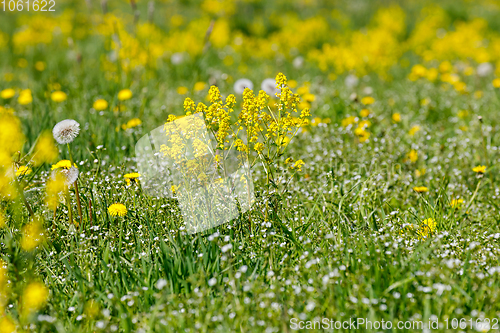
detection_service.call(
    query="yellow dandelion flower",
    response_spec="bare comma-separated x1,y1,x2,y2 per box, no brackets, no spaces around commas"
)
16,166,32,177
124,172,140,186
450,199,464,208
51,160,74,170
35,61,46,71
177,86,189,95
93,99,108,111
194,82,206,92
18,89,32,105
413,186,428,193
392,113,401,123
0,317,16,333
361,96,375,105
472,165,486,174
0,88,15,99
492,78,500,88
408,149,418,163
419,218,436,238
409,125,421,136
108,203,127,217
51,91,67,102
118,89,133,101
359,109,370,118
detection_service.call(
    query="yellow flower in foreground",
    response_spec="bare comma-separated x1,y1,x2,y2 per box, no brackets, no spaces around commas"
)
108,203,127,217
0,317,16,333
21,218,45,251
16,166,32,177
118,89,133,101
51,91,67,102
341,116,357,127
35,61,46,71
493,78,500,88
18,89,32,105
392,113,401,123
32,131,59,166
472,165,486,174
22,282,49,314
124,172,140,186
292,160,305,171
45,172,68,211
361,96,375,105
0,211,5,228
413,186,428,193
450,198,464,208
51,160,74,170
0,88,15,99
93,99,108,111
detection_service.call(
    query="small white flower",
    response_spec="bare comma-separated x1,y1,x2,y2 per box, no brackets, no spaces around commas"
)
477,62,493,77
293,56,304,69
261,78,278,97
171,52,184,65
53,119,80,144
345,74,359,88
234,78,253,94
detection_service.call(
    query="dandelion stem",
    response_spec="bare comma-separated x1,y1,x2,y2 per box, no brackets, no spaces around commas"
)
65,190,73,225
74,181,83,227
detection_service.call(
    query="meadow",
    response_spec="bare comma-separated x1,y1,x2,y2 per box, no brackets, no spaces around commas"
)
1,0,500,332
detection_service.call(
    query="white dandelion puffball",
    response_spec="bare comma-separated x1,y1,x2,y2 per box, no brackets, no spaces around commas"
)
51,166,79,185
53,119,80,144
233,78,254,94
62,167,79,185
477,62,493,77
345,74,359,89
261,78,279,96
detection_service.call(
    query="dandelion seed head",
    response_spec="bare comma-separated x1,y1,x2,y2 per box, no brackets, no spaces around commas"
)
53,119,80,144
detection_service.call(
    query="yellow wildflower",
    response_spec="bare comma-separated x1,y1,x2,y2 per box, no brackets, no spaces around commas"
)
32,131,59,166
21,217,45,251
16,166,32,177
472,165,486,174
361,96,375,105
108,203,127,217
118,89,133,101
177,86,189,95
392,113,401,122
194,82,206,92
492,78,500,88
359,109,370,118
93,99,108,111
51,91,67,102
409,125,421,136
124,172,140,186
450,199,464,208
18,89,32,105
51,160,74,170
413,186,428,193
408,149,418,163
21,282,49,314
0,88,15,99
